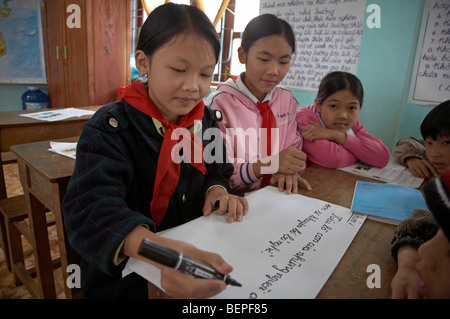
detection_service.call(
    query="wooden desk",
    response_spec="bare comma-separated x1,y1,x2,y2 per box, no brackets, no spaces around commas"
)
298,165,398,298
0,106,100,198
8,133,407,299
10,137,80,299
0,106,99,278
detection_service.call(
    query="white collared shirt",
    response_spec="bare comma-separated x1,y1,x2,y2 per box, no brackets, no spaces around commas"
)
235,73,275,105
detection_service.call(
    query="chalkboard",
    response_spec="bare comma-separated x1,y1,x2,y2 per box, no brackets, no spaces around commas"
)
260,0,367,92
409,0,450,105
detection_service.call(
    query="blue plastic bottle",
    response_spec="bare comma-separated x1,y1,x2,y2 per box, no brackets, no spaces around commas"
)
21,87,50,110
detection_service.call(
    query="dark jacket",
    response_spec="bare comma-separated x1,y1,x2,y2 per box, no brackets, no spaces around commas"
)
62,101,233,298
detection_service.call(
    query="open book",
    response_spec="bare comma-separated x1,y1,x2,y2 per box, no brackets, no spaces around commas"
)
351,180,428,225
338,158,424,188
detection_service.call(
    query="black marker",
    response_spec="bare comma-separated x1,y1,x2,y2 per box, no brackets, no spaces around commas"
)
138,238,242,287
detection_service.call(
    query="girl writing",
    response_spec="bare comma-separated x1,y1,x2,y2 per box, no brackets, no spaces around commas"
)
297,71,390,168
62,3,247,299
205,14,311,196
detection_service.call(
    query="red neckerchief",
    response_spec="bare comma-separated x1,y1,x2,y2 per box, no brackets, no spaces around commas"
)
123,80,206,228
256,101,277,187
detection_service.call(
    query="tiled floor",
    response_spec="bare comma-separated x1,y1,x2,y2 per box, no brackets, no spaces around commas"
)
0,163,65,299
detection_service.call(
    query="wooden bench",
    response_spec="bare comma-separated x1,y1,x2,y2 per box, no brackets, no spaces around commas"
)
0,152,21,271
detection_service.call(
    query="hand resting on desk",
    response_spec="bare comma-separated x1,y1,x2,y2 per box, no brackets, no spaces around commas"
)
203,185,249,223
270,172,312,194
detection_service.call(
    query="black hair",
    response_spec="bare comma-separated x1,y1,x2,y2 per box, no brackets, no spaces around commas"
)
420,100,450,140
316,71,364,108
136,3,220,63
241,14,296,54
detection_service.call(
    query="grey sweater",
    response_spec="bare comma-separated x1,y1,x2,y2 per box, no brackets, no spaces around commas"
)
391,208,439,262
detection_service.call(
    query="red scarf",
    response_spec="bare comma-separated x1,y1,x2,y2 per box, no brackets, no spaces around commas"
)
256,101,277,187
123,80,206,228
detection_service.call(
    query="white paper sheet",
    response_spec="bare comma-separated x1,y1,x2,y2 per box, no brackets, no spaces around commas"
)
123,187,366,299
48,141,77,159
20,107,95,122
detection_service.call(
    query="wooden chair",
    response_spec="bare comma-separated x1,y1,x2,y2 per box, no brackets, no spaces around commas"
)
0,194,64,298
0,155,64,298
0,195,27,277
0,152,25,272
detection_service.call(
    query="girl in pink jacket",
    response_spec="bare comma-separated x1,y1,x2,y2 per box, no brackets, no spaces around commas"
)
297,71,390,168
205,14,311,196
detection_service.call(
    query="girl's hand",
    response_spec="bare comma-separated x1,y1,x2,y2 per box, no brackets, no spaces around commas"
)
391,246,422,299
405,157,438,179
203,186,249,223
301,121,347,145
160,240,233,299
270,172,312,194
122,226,233,299
253,148,306,178
301,121,328,141
276,147,307,175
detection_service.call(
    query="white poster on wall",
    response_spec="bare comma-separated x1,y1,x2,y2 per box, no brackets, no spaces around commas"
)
260,0,367,91
409,0,450,106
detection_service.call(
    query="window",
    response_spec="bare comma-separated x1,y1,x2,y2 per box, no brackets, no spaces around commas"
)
221,0,259,81
132,0,259,83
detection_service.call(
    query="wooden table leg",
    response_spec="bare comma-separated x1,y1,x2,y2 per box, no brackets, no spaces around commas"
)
51,181,81,299
0,153,7,199
26,192,57,299
15,160,57,299
0,153,10,270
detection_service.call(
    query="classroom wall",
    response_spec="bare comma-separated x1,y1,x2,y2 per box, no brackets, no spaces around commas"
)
0,84,49,111
291,0,430,152
1,0,431,153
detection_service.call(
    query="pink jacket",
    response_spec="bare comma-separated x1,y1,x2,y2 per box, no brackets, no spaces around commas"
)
297,104,390,168
205,77,302,195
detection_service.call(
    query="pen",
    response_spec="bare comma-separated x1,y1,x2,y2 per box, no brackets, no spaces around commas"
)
138,238,242,287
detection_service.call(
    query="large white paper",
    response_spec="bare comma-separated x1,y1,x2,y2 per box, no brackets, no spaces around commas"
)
124,187,366,299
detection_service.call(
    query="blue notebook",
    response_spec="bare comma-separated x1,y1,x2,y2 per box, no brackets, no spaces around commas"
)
351,181,428,225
